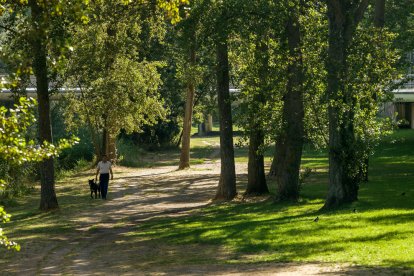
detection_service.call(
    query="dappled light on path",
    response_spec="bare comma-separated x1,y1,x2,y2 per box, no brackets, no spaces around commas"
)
2,160,414,275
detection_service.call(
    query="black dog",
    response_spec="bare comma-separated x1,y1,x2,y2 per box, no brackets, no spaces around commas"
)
88,179,101,199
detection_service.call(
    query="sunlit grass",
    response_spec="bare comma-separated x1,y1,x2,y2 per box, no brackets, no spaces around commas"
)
122,129,414,268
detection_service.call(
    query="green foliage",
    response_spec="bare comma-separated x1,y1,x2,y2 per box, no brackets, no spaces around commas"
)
0,97,77,251
56,131,94,171
0,98,78,164
336,26,399,182
229,1,284,147
231,2,328,150
158,0,190,24
384,0,414,68
61,1,175,156
0,202,19,251
0,158,37,199
51,102,94,171
301,5,328,148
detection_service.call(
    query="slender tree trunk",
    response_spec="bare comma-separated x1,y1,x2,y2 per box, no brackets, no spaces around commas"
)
30,0,58,211
324,0,370,209
179,81,195,164
245,40,269,195
179,32,196,170
79,85,101,160
108,133,117,161
214,17,236,200
374,0,385,28
102,126,108,156
274,7,305,201
99,23,116,160
91,128,101,164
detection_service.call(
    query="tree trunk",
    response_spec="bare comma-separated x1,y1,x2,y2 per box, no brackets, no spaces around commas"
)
245,40,269,195
102,126,108,156
274,7,305,201
30,0,58,211
205,114,213,133
268,150,278,177
324,0,370,209
78,84,101,160
178,33,196,170
246,128,268,195
374,0,385,28
214,19,236,200
108,133,117,162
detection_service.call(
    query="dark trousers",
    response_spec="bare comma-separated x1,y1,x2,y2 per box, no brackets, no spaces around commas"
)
99,173,109,199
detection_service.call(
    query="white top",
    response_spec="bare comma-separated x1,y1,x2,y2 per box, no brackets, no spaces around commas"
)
97,161,112,174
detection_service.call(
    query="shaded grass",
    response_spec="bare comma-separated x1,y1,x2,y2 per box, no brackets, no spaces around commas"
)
121,129,414,268
0,171,99,249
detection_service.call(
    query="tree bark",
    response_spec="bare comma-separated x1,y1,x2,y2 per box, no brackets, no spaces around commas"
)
374,0,385,28
205,114,213,133
101,127,106,156
246,128,268,195
324,0,370,209
268,150,278,177
214,16,236,200
79,84,101,160
245,40,269,195
30,0,58,211
108,132,117,161
178,32,196,170
274,7,305,201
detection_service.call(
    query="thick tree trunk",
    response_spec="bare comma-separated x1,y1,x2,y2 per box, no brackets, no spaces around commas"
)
324,0,369,209
246,128,268,195
178,34,196,170
274,8,305,201
214,24,236,200
325,6,355,208
245,41,269,195
30,1,58,211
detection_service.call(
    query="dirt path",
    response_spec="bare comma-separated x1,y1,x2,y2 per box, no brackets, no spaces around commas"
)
1,163,405,275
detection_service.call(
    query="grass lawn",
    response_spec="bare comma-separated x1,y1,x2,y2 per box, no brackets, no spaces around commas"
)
2,130,414,272
124,129,414,268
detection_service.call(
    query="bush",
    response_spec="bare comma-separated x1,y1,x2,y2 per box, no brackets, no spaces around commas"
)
0,159,36,199
118,117,181,151
51,102,95,171
116,139,147,167
56,131,94,171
